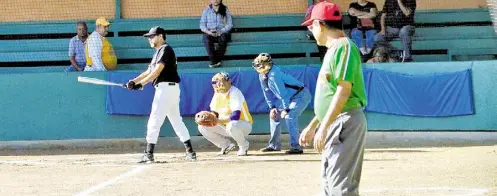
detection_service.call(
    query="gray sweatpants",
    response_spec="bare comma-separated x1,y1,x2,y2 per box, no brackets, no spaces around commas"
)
321,108,367,196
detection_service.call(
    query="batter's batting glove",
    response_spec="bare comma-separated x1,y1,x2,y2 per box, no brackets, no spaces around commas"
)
125,81,136,90
132,83,143,90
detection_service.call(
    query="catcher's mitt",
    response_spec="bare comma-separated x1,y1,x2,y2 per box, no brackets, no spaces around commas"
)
195,111,218,127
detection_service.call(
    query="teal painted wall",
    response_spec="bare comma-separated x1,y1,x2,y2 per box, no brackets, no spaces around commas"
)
0,60,496,141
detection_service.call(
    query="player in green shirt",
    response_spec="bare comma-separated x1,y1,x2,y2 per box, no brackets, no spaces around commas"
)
300,2,368,196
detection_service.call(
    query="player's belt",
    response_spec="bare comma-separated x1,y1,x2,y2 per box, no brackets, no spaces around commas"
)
289,86,305,100
154,82,177,87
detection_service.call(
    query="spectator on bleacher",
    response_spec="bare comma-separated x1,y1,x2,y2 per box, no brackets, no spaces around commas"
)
84,17,117,71
66,21,88,72
253,53,311,154
348,0,378,55
366,46,396,63
200,0,233,68
374,0,416,62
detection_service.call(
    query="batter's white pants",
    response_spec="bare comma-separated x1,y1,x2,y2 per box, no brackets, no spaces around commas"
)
198,121,252,149
146,82,191,144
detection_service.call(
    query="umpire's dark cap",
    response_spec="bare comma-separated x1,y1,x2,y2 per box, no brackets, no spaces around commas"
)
143,26,166,37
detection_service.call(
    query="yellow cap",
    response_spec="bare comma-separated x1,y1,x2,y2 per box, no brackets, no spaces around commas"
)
96,17,110,26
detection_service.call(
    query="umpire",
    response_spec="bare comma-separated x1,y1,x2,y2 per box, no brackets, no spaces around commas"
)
126,26,196,163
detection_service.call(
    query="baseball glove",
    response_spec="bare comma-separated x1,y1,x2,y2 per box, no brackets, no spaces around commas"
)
195,111,218,127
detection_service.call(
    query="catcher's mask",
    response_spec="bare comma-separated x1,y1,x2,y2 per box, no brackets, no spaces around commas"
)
252,53,273,75
211,72,232,93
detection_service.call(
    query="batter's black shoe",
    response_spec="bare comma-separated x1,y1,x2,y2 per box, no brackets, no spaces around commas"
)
138,153,154,163
186,151,197,161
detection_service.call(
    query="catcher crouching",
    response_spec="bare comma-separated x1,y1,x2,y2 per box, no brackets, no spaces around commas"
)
196,72,253,156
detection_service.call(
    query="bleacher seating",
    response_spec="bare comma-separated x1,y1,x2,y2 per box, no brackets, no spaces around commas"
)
0,8,495,70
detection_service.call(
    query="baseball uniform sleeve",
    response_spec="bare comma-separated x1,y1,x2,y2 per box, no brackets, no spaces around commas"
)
259,75,277,109
228,88,244,120
157,46,175,67
229,88,244,112
269,72,291,110
334,42,361,84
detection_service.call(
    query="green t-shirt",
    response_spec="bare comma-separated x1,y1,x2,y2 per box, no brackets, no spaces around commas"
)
314,37,367,122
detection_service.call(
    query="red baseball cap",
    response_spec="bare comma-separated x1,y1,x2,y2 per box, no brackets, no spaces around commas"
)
301,2,342,26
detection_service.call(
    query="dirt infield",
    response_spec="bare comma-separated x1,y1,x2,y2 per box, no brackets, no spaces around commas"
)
0,145,495,196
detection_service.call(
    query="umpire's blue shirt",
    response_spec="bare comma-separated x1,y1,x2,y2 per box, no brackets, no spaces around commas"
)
258,66,305,111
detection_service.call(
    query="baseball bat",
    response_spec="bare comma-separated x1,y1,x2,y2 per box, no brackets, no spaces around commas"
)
77,76,126,88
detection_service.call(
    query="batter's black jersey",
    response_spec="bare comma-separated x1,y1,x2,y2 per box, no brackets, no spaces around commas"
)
149,44,181,85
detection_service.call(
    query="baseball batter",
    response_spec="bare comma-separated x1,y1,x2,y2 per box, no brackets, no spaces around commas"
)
300,2,368,196
126,26,196,163
197,72,253,156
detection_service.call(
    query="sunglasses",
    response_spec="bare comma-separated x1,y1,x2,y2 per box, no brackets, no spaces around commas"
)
147,35,157,39
211,81,218,85
252,62,263,68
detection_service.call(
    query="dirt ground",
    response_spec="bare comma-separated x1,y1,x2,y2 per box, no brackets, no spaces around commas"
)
0,145,496,196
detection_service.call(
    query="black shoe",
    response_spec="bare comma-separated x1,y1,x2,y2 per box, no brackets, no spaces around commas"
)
260,146,281,152
285,148,304,154
186,151,197,160
138,153,154,163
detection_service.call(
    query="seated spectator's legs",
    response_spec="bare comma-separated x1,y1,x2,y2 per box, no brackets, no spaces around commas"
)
216,33,230,64
374,27,399,46
374,27,402,60
365,29,377,53
351,28,365,50
399,25,415,61
203,34,218,65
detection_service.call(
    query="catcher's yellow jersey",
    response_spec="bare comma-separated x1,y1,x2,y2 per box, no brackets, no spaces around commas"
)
210,86,253,125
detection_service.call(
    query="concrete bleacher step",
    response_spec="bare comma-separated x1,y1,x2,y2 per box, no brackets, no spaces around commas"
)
0,8,495,66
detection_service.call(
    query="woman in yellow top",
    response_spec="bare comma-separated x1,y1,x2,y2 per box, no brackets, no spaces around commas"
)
198,72,253,156
84,17,117,71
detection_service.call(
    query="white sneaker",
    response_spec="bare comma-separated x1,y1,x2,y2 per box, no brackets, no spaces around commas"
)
366,48,372,54
237,146,249,156
360,47,368,55
217,143,236,156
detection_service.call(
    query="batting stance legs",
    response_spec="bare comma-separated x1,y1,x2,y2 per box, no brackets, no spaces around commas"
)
198,121,252,155
142,83,196,162
147,83,190,143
